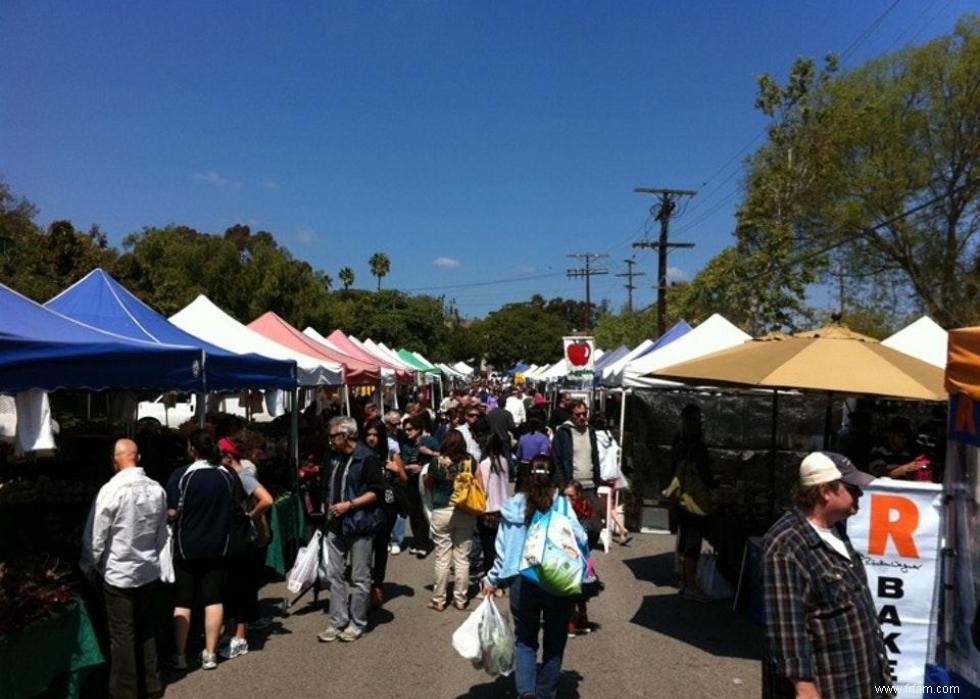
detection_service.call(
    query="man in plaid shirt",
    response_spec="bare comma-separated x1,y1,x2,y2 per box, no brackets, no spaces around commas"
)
764,452,891,698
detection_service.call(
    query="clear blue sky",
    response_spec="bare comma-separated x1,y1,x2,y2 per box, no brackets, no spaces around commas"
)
1,1,971,318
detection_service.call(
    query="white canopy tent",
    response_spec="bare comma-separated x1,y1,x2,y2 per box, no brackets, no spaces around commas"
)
881,316,948,368
358,337,416,373
624,313,751,388
452,361,475,376
305,330,397,382
600,339,655,387
170,295,343,385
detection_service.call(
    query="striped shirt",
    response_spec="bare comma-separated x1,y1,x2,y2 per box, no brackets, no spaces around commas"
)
763,508,891,698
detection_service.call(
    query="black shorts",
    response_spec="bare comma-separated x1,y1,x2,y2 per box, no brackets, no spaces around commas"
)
174,557,228,608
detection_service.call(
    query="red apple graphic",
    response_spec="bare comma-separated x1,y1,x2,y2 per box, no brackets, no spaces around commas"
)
567,341,591,366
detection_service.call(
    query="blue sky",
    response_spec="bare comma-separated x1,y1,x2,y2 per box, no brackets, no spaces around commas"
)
1,1,971,318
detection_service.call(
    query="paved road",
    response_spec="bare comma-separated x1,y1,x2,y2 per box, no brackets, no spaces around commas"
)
162,532,762,698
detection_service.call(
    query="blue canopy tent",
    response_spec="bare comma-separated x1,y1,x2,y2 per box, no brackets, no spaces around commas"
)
46,269,296,391
649,319,693,352
508,361,530,376
0,282,203,393
593,345,629,373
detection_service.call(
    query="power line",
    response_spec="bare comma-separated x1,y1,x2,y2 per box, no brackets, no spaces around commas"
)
402,270,565,292
615,258,646,312
566,253,609,330
631,188,697,337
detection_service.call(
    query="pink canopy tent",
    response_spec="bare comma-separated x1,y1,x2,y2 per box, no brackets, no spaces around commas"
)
248,312,381,385
326,329,412,383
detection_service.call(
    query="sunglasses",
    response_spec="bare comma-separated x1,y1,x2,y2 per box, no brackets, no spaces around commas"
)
328,432,344,439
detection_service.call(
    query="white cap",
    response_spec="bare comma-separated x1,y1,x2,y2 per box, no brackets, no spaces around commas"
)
799,451,875,488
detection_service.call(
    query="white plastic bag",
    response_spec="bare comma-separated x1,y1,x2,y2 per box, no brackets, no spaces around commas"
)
599,438,621,483
478,596,516,677
159,525,175,584
317,532,331,583
287,530,322,594
697,550,734,600
451,598,485,662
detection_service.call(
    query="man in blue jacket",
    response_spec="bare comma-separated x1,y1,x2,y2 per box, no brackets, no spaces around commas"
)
318,416,385,643
551,399,603,538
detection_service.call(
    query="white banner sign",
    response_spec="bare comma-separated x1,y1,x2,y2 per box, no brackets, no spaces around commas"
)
848,479,943,696
562,336,595,376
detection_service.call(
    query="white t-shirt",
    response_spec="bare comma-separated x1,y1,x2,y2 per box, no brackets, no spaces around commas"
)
807,520,851,560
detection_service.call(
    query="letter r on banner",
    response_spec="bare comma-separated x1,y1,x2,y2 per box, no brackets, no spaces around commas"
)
868,494,919,558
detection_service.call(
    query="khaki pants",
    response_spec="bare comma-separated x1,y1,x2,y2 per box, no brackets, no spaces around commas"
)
430,506,475,606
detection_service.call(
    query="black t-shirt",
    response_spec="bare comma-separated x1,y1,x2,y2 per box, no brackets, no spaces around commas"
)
166,461,234,560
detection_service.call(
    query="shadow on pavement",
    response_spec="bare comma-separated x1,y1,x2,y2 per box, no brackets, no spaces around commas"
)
629,594,761,661
455,670,582,698
382,581,415,601
622,551,678,588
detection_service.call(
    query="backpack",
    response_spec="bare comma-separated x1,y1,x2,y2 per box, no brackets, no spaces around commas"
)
519,498,585,597
661,458,713,516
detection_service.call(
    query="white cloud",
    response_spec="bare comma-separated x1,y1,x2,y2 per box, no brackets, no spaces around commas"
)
434,256,461,269
192,171,242,188
260,178,280,190
297,227,318,245
666,266,689,283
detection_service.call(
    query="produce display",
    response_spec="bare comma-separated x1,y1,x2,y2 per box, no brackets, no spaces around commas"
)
0,556,74,636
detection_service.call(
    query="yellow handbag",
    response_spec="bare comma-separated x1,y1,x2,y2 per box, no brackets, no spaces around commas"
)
450,459,486,515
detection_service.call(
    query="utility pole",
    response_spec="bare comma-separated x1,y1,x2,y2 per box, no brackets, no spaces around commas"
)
632,187,696,337
566,253,608,331
615,258,645,313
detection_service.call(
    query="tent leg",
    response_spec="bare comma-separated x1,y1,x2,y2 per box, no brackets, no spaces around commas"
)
343,385,351,416
823,391,834,449
769,390,778,520
290,388,300,475
196,392,206,428
618,389,628,446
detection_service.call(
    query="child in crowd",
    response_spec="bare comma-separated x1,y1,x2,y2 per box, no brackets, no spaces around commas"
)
564,480,594,637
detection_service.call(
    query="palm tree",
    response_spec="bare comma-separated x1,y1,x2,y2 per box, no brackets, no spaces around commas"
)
369,252,390,291
338,266,355,291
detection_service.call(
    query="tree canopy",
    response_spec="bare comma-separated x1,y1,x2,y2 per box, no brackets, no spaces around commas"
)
738,16,980,329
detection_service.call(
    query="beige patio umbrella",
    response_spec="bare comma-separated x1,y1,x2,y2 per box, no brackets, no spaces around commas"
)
651,323,945,401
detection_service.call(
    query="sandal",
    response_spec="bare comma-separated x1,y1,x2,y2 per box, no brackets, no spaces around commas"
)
427,600,446,612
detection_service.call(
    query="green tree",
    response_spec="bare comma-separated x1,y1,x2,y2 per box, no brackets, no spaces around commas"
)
476,303,567,368
338,266,355,291
369,252,391,291
594,306,659,348
0,183,117,301
746,16,980,327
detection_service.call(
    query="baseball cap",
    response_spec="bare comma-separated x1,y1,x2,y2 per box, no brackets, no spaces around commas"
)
799,451,874,488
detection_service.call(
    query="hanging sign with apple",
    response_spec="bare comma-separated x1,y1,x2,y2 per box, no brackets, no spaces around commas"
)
563,336,595,375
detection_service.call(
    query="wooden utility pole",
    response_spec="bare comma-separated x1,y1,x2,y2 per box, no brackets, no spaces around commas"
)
615,258,645,313
566,253,608,330
632,187,696,337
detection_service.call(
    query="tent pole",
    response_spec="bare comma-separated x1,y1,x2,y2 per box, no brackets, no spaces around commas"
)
290,387,300,489
823,391,834,449
618,388,628,446
196,392,206,428
343,385,351,416
769,390,778,520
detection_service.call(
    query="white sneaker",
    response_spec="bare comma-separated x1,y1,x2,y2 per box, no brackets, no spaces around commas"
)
200,650,217,670
389,543,401,555
218,637,248,660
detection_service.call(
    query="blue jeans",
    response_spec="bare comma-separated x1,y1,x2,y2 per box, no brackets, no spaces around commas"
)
509,577,573,699
391,514,406,546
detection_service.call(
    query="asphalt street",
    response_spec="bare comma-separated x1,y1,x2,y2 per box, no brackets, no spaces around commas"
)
162,532,762,698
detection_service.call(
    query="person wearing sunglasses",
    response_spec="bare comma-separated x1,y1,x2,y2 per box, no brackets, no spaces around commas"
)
317,416,385,644
551,399,603,541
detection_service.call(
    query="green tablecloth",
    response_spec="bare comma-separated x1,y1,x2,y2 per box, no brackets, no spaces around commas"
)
265,494,306,576
0,597,105,699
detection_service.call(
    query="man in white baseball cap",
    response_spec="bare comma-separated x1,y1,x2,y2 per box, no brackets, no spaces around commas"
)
762,452,889,698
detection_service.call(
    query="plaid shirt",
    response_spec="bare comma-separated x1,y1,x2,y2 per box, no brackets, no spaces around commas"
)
763,508,891,698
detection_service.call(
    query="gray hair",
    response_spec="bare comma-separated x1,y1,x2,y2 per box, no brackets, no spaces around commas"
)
384,410,402,423
328,415,359,440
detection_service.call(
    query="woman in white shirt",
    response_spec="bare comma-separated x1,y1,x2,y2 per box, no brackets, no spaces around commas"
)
476,433,511,591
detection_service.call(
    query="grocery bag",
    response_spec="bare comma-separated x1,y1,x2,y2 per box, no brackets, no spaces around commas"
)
287,530,322,594
451,598,485,662
519,509,584,597
478,597,516,677
159,525,175,584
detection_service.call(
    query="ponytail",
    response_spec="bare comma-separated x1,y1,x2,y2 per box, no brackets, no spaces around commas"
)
524,454,557,524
